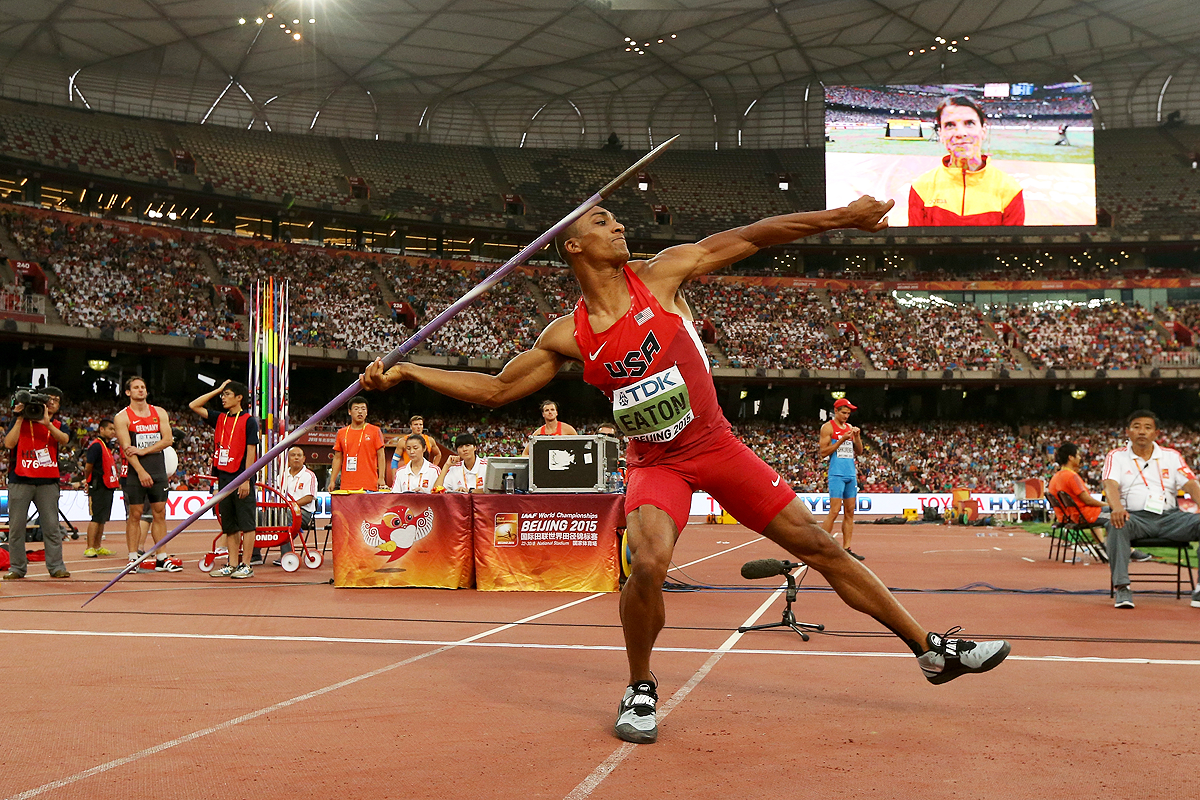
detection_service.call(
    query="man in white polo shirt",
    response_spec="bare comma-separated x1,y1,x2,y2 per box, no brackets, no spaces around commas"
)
435,433,488,493
1101,409,1200,610
260,446,319,567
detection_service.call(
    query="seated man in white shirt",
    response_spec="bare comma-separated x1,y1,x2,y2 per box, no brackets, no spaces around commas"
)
1101,409,1200,610
435,433,488,493
391,433,439,493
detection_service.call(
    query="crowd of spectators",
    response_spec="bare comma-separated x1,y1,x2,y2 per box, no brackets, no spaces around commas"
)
688,283,857,370
994,301,1172,370
834,289,1017,371
205,241,408,352
384,258,542,360
3,209,240,339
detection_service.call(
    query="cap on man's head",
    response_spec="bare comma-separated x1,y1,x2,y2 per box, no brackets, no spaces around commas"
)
833,398,857,411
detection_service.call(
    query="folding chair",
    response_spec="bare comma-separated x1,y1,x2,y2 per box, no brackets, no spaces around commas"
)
1043,493,1072,561
1114,539,1197,599
1055,491,1107,564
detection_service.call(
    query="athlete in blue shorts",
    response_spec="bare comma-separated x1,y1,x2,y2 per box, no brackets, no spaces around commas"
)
820,397,864,560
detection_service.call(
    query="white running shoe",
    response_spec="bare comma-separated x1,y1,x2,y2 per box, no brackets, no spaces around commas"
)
155,556,184,573
230,563,254,579
614,680,659,744
917,627,1011,685
210,564,235,577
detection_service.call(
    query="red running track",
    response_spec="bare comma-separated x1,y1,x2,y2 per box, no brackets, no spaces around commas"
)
1,519,1198,800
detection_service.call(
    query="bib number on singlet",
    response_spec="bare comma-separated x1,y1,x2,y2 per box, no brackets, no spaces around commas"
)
612,365,694,443
835,438,855,459
135,431,161,449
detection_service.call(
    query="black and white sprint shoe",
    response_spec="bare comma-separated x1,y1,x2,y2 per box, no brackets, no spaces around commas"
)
614,680,659,744
917,627,1011,685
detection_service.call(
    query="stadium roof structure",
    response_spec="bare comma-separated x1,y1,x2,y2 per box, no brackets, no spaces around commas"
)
0,0,1196,150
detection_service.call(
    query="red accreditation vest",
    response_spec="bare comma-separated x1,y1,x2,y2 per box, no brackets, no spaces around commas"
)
573,265,729,468
90,437,120,488
14,420,61,479
213,412,251,473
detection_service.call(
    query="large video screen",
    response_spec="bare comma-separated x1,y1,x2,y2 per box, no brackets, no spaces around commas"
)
825,83,1096,227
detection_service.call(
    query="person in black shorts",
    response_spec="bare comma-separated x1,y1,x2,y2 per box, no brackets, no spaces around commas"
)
83,419,119,557
114,377,182,572
189,379,259,579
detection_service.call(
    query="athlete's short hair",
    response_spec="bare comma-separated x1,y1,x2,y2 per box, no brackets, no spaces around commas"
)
1055,442,1079,465
540,399,558,412
409,415,424,424
124,376,146,391
1126,409,1158,428
935,95,986,129
347,395,368,412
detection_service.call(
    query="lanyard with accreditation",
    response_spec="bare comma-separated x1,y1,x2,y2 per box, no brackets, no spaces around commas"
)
1133,454,1167,515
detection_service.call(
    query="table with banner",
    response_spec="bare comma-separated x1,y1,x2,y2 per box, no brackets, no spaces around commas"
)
330,492,625,592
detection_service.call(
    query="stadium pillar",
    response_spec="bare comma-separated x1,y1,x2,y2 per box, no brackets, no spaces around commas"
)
311,220,323,245
436,231,445,257
270,215,280,242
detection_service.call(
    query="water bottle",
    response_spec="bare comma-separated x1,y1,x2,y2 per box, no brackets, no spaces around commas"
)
607,471,619,493
504,472,515,494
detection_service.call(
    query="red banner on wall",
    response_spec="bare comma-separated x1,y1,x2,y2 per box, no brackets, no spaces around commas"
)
472,494,624,592
332,493,473,588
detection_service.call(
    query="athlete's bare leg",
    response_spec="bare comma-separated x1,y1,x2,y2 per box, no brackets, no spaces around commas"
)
620,505,679,683
125,503,144,555
821,497,843,538
842,505,855,551
763,498,926,652
149,502,167,546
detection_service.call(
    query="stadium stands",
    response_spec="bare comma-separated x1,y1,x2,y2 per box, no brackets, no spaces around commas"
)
993,301,1171,370
833,288,1018,371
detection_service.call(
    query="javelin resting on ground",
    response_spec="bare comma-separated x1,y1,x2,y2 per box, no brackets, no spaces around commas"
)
361,194,1012,744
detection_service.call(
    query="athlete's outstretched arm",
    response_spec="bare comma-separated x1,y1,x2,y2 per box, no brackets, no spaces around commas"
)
642,196,894,286
361,319,576,408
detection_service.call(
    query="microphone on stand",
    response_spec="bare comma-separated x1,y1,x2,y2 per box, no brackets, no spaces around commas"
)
737,557,823,640
740,558,804,579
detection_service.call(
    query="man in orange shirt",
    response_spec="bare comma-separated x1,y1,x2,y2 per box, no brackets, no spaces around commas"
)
330,395,387,492
1049,442,1151,562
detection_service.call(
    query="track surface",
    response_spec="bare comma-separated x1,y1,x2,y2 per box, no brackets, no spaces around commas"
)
2,520,1197,800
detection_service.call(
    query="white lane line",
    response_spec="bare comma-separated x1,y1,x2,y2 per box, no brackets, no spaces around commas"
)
1,594,604,800
4,628,1198,667
1022,557,1036,563
670,538,763,571
563,587,785,800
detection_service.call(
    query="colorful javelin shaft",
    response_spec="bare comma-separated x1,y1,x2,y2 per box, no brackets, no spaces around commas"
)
83,134,680,606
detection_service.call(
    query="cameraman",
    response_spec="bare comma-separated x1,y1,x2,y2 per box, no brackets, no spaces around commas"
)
3,386,70,579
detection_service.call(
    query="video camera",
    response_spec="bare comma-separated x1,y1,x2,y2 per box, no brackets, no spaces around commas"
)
10,387,52,420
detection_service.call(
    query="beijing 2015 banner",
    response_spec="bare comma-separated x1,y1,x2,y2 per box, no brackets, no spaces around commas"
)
472,494,624,592
331,493,473,589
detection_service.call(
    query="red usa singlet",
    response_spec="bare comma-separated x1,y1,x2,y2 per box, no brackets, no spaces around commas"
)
573,265,730,467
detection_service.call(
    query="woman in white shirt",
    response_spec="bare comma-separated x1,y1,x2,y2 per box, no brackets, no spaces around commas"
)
391,434,440,493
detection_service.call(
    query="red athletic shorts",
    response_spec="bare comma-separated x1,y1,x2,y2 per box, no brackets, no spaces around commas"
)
625,429,796,533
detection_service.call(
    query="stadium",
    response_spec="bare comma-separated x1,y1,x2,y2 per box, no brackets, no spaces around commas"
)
2,1,1200,797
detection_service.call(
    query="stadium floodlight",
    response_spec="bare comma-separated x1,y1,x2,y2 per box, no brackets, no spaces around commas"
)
238,18,246,24
309,18,315,23
87,359,109,372
255,17,263,24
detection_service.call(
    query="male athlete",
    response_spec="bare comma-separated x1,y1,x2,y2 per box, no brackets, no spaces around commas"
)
522,399,578,455
114,377,182,572
362,196,1011,744
819,397,864,560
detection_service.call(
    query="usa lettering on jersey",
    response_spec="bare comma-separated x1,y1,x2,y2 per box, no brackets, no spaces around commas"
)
603,331,661,380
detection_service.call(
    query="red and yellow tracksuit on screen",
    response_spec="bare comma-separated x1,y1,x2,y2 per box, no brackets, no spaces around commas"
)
908,155,1025,226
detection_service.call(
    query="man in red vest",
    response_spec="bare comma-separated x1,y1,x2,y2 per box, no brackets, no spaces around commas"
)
3,386,70,579
83,418,120,558
190,379,260,578
522,399,578,455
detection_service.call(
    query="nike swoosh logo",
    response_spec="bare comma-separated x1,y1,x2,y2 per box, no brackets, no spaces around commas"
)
589,342,607,361
772,475,781,487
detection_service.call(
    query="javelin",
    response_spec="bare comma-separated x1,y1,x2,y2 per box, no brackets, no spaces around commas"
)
83,134,680,606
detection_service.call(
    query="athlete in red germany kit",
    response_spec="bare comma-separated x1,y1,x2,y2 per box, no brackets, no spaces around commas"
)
362,196,1011,746
574,264,794,533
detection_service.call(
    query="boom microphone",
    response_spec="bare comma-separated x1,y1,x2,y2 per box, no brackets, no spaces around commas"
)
740,558,803,579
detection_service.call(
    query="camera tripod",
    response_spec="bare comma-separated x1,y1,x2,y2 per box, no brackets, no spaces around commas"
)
737,564,824,641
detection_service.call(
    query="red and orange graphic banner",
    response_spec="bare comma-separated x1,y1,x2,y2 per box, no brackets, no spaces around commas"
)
331,493,473,588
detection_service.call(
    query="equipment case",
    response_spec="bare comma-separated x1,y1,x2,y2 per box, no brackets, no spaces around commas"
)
528,435,621,493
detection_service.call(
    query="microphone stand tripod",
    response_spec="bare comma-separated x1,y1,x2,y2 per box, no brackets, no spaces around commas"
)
737,565,824,641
